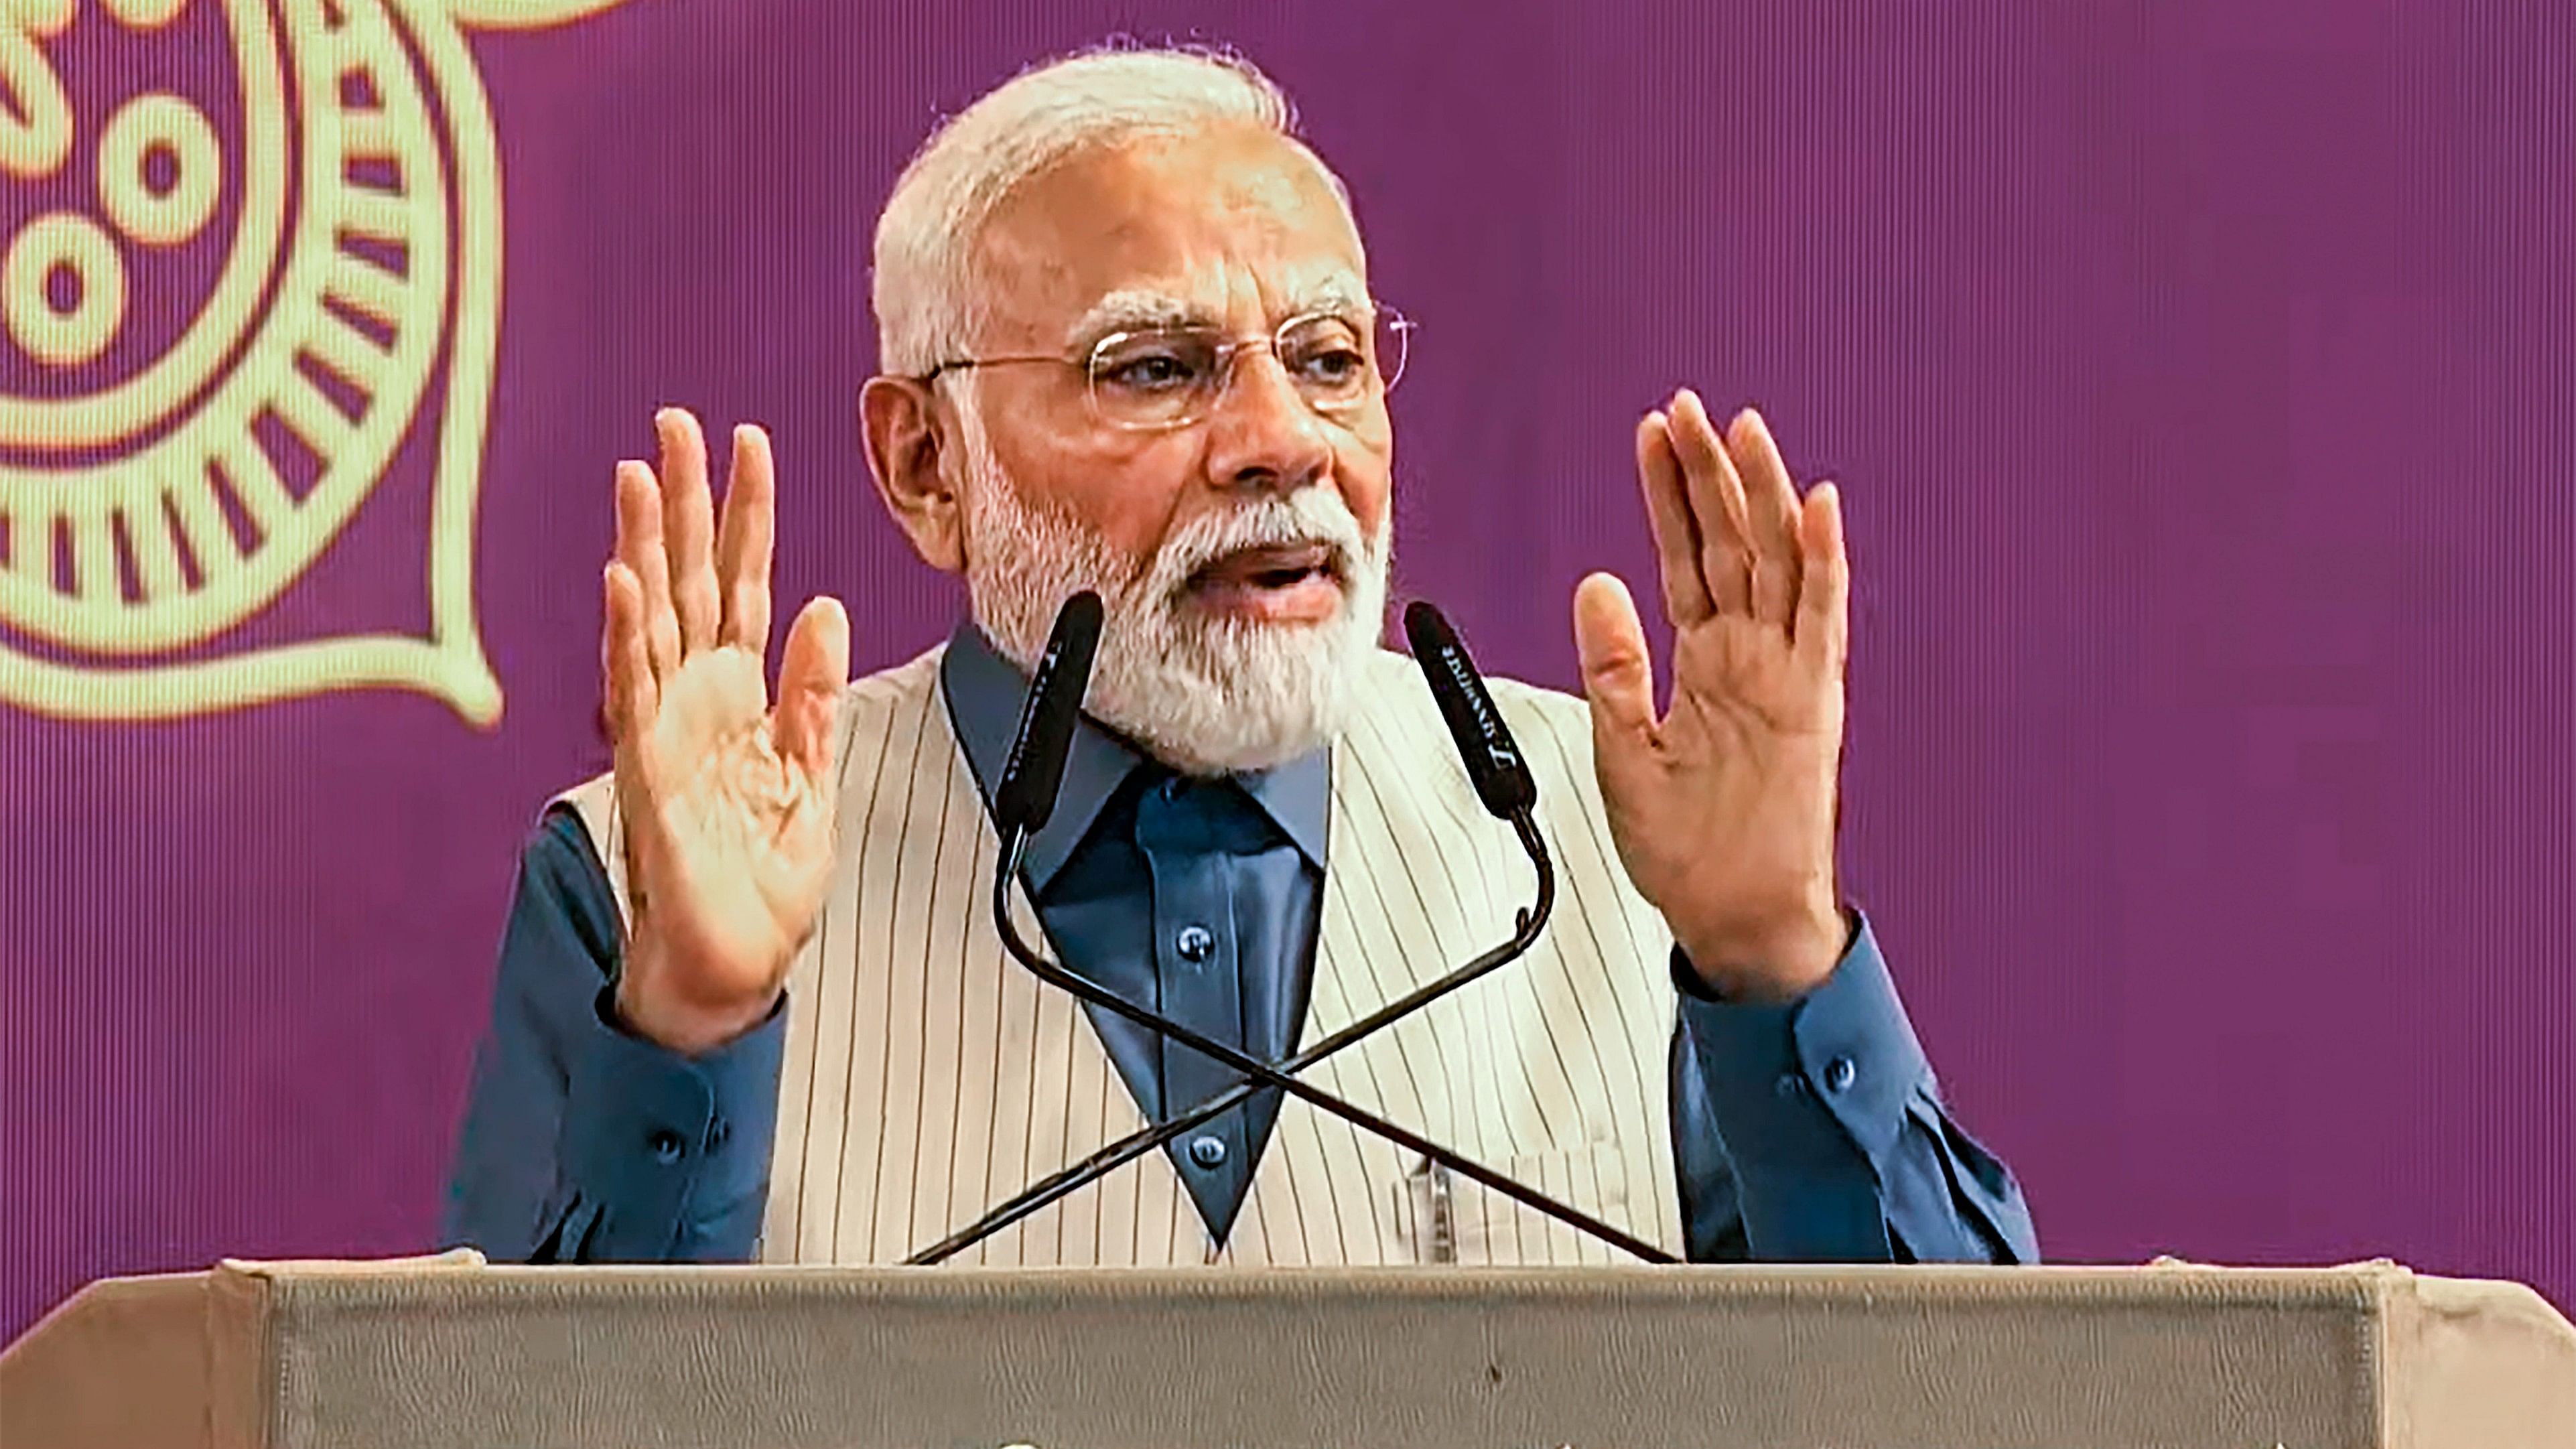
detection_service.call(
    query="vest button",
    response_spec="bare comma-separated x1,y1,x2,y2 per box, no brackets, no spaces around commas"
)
647,1129,685,1164
1187,1134,1228,1169
1175,924,1215,963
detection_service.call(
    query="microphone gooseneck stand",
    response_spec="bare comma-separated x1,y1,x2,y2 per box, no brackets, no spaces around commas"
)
911,811,1668,1265
906,596,1680,1266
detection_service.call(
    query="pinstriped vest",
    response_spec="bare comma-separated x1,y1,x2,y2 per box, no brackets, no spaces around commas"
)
560,643,1688,1265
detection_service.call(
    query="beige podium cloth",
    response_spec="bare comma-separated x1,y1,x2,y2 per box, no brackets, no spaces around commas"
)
5,1253,2571,1448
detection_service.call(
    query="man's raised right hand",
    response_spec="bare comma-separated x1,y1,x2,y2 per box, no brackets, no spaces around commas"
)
602,409,849,1054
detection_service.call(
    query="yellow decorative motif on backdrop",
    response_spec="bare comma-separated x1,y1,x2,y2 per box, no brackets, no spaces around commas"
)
0,0,631,726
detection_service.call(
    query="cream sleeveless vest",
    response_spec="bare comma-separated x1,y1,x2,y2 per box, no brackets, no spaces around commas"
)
560,644,1686,1266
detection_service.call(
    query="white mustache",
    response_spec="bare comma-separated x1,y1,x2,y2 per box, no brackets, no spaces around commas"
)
1149,488,1375,604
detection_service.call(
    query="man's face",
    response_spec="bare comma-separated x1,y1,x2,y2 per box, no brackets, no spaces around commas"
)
960,123,1394,617
942,123,1398,773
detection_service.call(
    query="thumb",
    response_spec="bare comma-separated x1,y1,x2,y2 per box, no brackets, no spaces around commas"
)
774,595,850,780
1573,572,1659,751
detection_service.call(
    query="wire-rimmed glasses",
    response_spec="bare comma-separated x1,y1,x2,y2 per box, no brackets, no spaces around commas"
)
922,305,1415,431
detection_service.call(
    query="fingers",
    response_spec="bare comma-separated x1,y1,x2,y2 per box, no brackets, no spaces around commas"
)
1663,390,1755,616
602,559,659,747
621,411,773,675
655,408,722,654
774,595,851,780
716,424,776,652
1572,571,1660,750
1635,412,1714,626
614,460,681,679
1795,482,1850,673
1725,409,1805,627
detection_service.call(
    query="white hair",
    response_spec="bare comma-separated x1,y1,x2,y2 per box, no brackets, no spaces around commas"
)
872,44,1336,378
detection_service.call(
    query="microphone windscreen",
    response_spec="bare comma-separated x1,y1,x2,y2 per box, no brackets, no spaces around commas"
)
1403,600,1537,819
996,590,1105,833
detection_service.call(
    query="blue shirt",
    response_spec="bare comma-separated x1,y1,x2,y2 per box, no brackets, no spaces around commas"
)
444,624,2038,1265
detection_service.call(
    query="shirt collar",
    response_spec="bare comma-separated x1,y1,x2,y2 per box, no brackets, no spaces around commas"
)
939,620,1330,892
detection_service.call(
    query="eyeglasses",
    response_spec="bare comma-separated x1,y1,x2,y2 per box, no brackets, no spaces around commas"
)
920,305,1415,431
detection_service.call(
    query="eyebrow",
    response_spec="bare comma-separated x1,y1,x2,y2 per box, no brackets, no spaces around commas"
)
1063,291,1212,348
1292,277,1372,322
1061,277,1375,351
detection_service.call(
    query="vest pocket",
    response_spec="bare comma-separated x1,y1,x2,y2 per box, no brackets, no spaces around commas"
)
1396,1142,1635,1265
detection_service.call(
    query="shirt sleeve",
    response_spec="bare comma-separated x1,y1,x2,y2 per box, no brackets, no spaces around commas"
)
1666,910,2039,1263
440,807,785,1263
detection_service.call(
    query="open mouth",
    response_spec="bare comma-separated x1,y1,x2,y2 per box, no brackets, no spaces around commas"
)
1184,541,1347,623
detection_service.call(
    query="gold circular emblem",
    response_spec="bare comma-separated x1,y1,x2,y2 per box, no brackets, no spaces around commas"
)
3,212,126,366
96,92,224,247
2,0,633,723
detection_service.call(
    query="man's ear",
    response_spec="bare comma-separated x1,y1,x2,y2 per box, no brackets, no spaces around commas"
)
860,374,965,574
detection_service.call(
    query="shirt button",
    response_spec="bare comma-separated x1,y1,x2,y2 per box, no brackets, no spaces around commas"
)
1773,1073,1807,1100
1176,924,1215,963
1187,1134,1228,1169
1824,1056,1858,1093
647,1129,685,1164
706,1118,732,1152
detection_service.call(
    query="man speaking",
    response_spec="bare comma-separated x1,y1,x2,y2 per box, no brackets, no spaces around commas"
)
444,45,2036,1267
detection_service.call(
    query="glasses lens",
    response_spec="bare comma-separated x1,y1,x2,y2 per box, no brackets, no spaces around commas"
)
1083,311,1412,429
1088,329,1223,428
1278,315,1374,408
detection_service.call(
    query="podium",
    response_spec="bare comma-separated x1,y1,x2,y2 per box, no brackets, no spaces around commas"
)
4,1254,2570,1448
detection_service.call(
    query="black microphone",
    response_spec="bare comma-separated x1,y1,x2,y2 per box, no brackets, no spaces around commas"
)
992,590,1103,835
1403,601,1536,819
912,597,1673,1267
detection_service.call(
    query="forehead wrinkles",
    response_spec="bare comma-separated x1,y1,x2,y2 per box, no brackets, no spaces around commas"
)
970,129,1367,346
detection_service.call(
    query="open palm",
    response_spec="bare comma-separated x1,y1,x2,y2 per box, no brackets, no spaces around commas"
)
603,411,849,1052
1574,391,1850,1000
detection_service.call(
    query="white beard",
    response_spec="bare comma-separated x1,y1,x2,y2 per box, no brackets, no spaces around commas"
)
955,411,1391,777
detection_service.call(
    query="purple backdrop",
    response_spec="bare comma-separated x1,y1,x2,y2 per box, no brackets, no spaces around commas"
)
5,0,2569,1341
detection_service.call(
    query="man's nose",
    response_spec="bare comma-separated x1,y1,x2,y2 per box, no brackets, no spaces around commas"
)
1200,347,1332,495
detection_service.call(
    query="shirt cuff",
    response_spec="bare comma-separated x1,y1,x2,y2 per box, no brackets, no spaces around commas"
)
556,987,785,1258
1672,909,1932,1170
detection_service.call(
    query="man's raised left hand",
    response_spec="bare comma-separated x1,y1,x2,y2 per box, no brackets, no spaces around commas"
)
1574,389,1852,1003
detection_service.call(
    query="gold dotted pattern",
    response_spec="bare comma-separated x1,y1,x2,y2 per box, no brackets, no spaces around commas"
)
98,93,224,247
1,213,126,366
0,0,636,726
